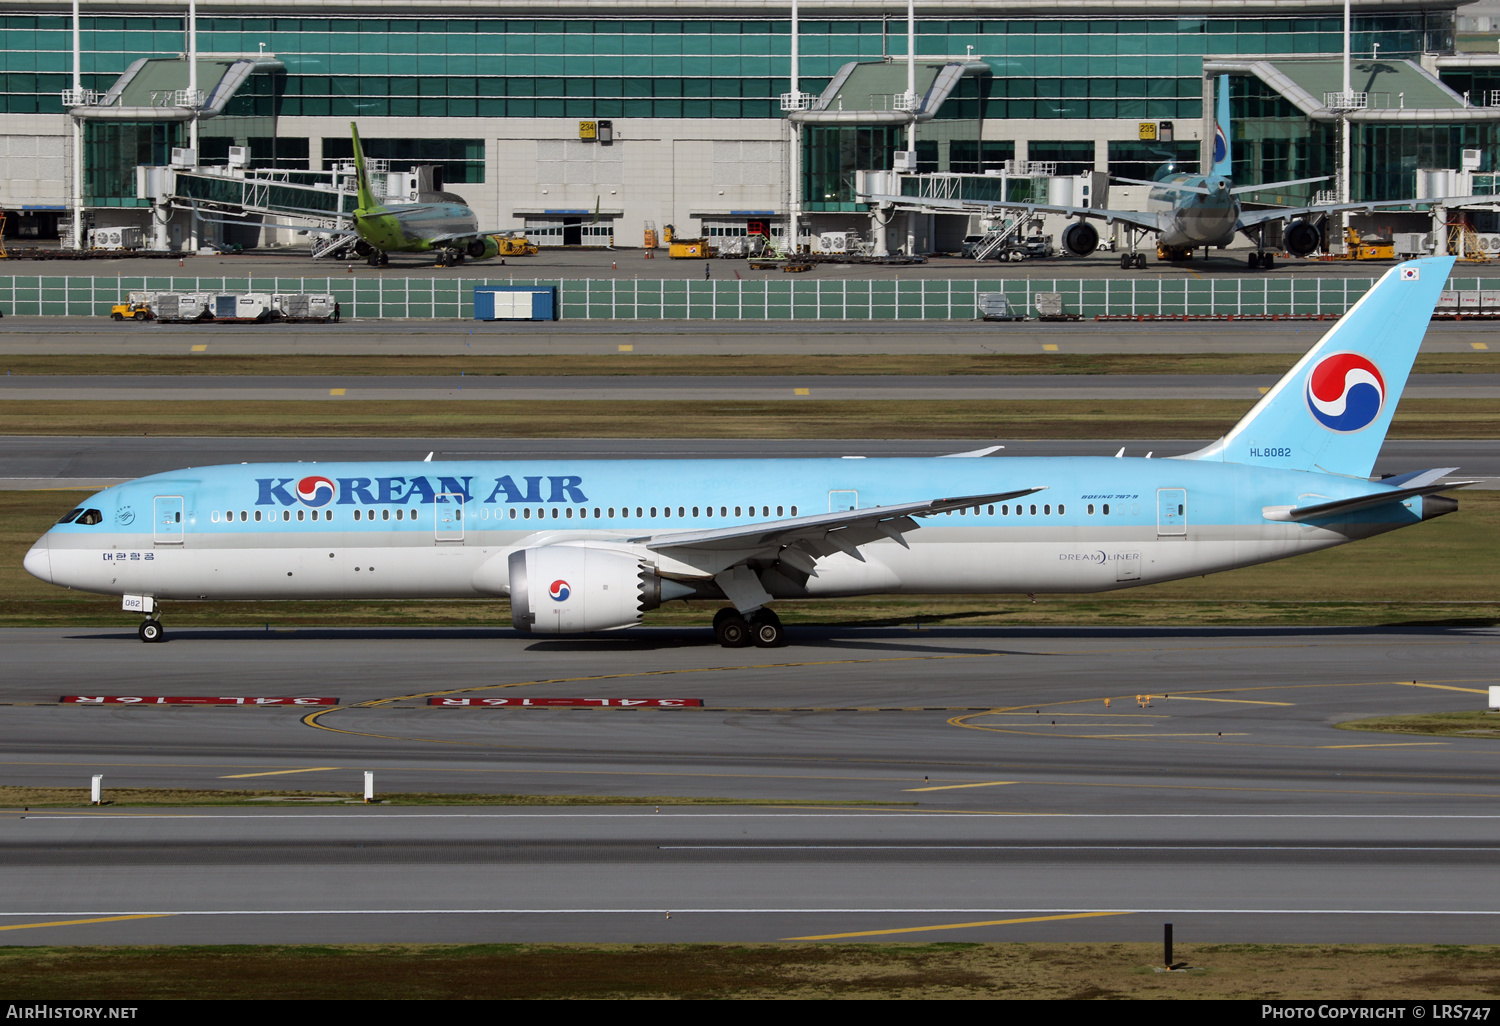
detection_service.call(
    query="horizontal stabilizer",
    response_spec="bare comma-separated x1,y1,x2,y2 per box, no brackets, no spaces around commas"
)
1263,481,1476,522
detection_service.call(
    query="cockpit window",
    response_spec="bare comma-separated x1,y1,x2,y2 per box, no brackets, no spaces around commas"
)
56,509,83,524
75,509,104,526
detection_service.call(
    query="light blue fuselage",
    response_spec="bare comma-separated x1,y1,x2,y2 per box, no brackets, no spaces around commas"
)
25,456,1425,604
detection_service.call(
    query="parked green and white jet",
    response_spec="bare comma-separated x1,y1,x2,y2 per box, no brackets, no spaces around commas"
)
343,122,515,267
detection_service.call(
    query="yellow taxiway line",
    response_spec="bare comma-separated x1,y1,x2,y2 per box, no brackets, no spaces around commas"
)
785,910,1132,941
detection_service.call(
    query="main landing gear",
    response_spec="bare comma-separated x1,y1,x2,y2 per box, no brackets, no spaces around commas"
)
713,606,785,648
1247,250,1276,270
367,251,390,267
1117,228,1149,270
137,617,164,643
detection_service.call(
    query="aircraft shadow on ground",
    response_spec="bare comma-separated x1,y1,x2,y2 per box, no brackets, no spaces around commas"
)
62,622,1498,648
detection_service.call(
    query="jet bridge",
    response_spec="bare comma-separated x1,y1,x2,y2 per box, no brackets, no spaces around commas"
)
856,164,1108,258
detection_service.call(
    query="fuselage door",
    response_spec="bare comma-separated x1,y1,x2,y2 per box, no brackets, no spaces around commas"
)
434,493,465,543
829,490,859,513
153,495,185,545
1157,488,1187,537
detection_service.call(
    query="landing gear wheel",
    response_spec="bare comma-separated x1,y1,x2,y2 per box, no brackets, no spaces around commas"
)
1120,253,1132,270
1133,253,1146,269
713,607,751,648
749,609,785,649
368,252,382,267
1248,252,1261,270
1262,253,1275,270
379,253,389,267
138,619,163,643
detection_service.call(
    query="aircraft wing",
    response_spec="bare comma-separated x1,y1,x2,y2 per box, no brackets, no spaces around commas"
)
1237,198,1441,230
863,193,1162,234
425,228,525,244
640,486,1046,579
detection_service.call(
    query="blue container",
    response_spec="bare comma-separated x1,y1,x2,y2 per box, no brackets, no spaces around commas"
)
474,285,558,321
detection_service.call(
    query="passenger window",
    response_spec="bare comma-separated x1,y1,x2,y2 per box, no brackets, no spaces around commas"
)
692,506,700,517
1058,504,1064,515
1103,503,1110,515
1001,505,1008,515
311,510,318,521
762,506,769,517
549,508,558,519
240,511,248,522
650,507,658,517
565,508,573,519
791,506,798,516
297,510,305,521
594,507,601,518
212,512,220,523
987,505,994,515
509,508,517,519
677,506,685,517
396,509,404,521
1088,504,1095,515
1178,504,1184,515
636,507,644,518
175,512,181,523
735,506,742,516
382,509,390,521
663,506,671,518
255,510,262,522
1029,505,1037,515
354,510,361,521
1044,504,1051,515
282,510,290,522
720,506,727,517
776,506,784,516
410,509,417,520
523,508,531,519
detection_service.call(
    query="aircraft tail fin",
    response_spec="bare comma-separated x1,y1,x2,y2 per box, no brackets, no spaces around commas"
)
1176,256,1455,479
1211,74,1232,177
350,122,381,215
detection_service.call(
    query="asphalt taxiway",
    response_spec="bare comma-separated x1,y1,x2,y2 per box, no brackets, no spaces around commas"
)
3,372,1498,404
1,625,1496,944
0,317,1496,354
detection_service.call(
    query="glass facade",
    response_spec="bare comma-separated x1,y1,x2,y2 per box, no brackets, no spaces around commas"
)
1108,140,1200,179
83,121,178,205
321,137,486,183
0,11,1456,119
1230,73,1500,202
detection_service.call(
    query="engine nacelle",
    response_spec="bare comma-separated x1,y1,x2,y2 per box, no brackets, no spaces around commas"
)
467,235,502,260
509,545,688,633
1283,220,1321,257
1061,221,1100,257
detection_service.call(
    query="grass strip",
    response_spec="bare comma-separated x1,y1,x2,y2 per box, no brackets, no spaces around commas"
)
1335,712,1500,738
1,352,1490,377
1,943,1498,999
4,491,1496,629
0,786,902,808
3,398,1500,438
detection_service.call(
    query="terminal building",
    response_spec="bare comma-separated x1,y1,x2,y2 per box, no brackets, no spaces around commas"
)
1,0,1497,254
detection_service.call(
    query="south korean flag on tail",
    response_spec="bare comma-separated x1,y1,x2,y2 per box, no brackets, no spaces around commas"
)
1401,267,1420,280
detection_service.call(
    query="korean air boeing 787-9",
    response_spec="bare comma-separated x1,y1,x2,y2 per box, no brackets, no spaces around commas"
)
25,257,1472,647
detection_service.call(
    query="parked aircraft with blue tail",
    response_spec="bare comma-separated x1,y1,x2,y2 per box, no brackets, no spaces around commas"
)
24,257,1472,647
867,76,1447,271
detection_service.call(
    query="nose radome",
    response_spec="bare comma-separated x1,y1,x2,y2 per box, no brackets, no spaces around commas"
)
23,541,51,584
